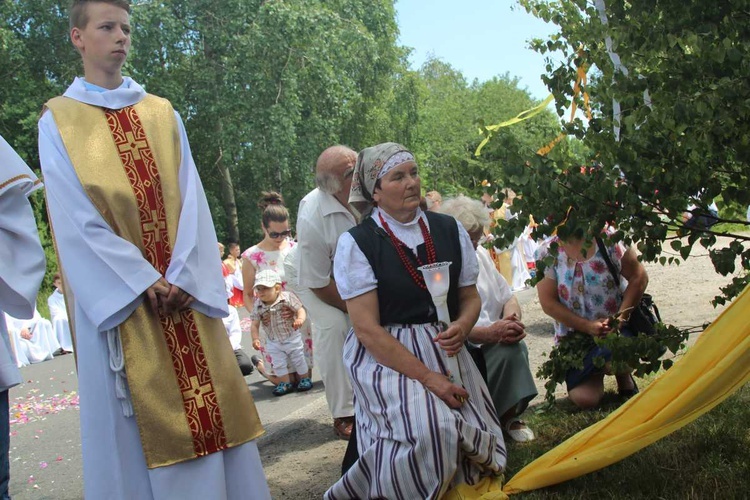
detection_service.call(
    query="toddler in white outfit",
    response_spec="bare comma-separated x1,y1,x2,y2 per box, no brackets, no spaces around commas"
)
250,269,311,396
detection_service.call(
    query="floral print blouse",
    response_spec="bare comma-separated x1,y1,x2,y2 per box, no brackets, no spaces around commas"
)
241,239,295,289
540,237,627,342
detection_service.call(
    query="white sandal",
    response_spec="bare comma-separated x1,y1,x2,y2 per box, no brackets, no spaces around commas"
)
503,417,535,443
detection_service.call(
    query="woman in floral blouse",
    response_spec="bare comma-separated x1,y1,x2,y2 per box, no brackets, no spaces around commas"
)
537,225,649,409
242,192,313,385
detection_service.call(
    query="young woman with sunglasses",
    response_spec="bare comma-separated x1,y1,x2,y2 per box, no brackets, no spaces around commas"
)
241,192,313,386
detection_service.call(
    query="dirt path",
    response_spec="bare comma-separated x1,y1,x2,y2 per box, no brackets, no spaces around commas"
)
260,237,742,499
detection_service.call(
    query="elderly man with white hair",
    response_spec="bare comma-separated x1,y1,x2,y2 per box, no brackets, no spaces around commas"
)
295,145,357,441
440,195,538,442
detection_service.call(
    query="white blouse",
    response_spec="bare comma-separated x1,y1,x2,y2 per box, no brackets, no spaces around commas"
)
474,246,514,327
334,207,479,300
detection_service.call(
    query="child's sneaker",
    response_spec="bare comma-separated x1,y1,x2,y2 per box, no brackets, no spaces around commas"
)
297,377,313,392
272,382,293,397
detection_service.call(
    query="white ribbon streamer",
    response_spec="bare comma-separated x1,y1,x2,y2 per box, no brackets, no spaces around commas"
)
594,0,651,142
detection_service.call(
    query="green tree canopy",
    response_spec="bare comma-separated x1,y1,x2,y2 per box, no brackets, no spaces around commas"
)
412,56,562,197
129,0,406,244
1,0,570,309
490,0,750,304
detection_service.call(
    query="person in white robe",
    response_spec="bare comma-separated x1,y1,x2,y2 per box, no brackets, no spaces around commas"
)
510,237,532,291
0,134,46,498
222,307,254,376
39,75,271,499
499,198,533,291
520,225,540,268
4,310,60,366
220,242,254,376
40,6,268,497
47,273,74,353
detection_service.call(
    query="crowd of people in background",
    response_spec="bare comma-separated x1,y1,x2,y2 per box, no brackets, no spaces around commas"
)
202,142,552,498
163,138,659,497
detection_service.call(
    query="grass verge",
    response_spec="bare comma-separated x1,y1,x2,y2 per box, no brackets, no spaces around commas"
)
506,378,750,499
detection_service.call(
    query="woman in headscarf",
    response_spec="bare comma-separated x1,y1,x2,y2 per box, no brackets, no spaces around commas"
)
325,143,506,500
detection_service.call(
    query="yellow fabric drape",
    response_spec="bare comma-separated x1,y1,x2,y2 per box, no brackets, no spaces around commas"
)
503,284,750,494
445,476,509,500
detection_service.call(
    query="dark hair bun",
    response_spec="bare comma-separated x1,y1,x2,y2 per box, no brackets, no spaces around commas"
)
258,191,285,210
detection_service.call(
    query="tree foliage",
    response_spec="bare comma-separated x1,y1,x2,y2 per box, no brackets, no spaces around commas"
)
128,0,406,243
1,0,564,309
487,0,750,304
463,0,750,396
412,57,562,197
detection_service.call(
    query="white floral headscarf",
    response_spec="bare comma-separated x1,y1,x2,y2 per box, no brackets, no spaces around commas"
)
348,142,414,217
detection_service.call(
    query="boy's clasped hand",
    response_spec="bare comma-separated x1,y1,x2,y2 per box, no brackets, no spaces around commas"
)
146,277,194,314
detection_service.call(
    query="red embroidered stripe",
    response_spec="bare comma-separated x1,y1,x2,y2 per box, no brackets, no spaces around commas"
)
105,106,227,456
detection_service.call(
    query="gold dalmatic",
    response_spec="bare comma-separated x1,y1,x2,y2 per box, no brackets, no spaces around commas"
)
45,95,263,468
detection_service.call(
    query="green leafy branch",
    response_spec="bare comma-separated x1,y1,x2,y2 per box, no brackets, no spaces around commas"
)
537,322,692,404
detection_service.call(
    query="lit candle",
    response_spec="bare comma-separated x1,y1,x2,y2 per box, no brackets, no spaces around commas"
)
419,262,464,387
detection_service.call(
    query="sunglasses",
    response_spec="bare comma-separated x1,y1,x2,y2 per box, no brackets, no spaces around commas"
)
268,229,292,239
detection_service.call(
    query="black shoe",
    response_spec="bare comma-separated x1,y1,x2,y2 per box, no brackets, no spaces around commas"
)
618,374,639,400
250,355,262,368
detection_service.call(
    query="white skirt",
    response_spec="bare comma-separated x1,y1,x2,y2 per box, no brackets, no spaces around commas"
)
325,323,506,500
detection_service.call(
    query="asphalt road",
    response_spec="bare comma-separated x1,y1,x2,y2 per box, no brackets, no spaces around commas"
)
7,321,328,500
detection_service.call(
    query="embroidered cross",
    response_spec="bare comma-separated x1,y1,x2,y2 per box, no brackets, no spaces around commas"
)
142,210,165,242
182,376,213,409
118,131,148,161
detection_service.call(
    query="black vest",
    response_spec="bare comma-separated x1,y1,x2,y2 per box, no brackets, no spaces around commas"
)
349,211,463,325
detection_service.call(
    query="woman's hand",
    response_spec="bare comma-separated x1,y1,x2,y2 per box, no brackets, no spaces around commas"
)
435,322,467,356
263,306,294,327
585,318,613,337
252,338,261,351
421,371,469,409
490,314,526,344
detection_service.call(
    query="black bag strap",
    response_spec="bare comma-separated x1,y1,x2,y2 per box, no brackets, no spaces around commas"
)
596,237,662,322
595,236,621,287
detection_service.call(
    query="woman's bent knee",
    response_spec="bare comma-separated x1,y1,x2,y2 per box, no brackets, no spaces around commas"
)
568,386,603,409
